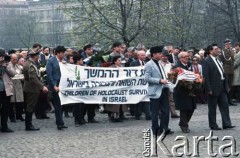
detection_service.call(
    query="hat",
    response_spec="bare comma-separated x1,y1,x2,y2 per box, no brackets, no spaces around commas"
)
28,50,39,55
150,45,164,54
224,38,231,44
0,48,5,57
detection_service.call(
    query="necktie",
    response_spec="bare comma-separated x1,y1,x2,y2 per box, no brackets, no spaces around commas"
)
142,61,144,66
216,58,224,73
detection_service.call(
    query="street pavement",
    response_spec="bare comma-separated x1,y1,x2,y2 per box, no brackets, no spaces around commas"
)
0,104,240,158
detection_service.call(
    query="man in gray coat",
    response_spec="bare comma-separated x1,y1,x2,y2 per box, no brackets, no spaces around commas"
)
144,46,173,135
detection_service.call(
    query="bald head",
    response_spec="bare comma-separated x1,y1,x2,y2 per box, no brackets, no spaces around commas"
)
11,53,18,65
137,50,146,61
178,51,189,64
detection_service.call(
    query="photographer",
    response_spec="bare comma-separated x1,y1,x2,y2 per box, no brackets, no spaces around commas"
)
0,49,15,133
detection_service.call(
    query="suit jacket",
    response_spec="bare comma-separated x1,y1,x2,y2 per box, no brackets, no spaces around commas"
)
46,56,61,91
144,59,164,99
173,61,196,110
130,59,145,67
39,53,52,67
202,56,227,96
23,59,43,93
219,48,234,74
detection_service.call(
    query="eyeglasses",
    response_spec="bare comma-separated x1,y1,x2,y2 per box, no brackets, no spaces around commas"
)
181,56,189,58
192,60,198,61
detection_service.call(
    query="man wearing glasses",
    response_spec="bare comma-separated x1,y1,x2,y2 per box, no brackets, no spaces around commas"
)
202,43,235,130
174,51,196,133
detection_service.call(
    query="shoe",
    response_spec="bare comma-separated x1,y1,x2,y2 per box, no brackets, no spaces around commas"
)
120,115,128,120
158,129,174,135
180,127,190,133
16,117,25,121
229,103,237,106
114,118,123,122
42,115,50,119
64,112,70,118
57,125,68,130
88,119,99,123
75,123,80,127
10,119,16,122
171,115,180,118
223,125,236,129
210,127,222,130
135,116,141,120
37,116,50,119
82,119,87,124
146,117,151,120
26,126,40,131
1,128,14,133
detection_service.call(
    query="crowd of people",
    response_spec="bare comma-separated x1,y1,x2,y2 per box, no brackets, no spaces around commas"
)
0,39,238,134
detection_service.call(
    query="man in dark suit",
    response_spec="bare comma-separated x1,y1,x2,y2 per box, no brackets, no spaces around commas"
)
174,51,196,133
23,50,48,131
130,50,151,120
202,43,235,130
144,46,173,135
46,46,68,130
168,47,180,66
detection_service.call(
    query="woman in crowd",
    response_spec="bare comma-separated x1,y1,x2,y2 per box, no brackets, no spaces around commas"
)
105,56,128,122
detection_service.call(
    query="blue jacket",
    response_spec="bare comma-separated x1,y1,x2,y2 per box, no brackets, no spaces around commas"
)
46,56,61,91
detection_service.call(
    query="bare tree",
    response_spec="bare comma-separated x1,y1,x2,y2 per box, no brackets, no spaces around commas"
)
207,0,240,41
63,0,149,47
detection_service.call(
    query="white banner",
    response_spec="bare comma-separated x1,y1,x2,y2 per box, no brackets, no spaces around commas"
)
59,63,149,105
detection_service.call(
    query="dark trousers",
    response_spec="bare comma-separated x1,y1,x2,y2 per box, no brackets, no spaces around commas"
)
207,88,232,128
150,88,169,133
74,103,85,122
25,92,39,113
135,102,151,118
52,92,64,126
9,102,24,120
84,104,96,120
0,91,10,129
35,92,49,117
179,109,194,129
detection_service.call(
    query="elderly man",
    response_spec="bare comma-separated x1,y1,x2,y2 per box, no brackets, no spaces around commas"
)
7,54,25,122
130,50,151,120
174,51,196,133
